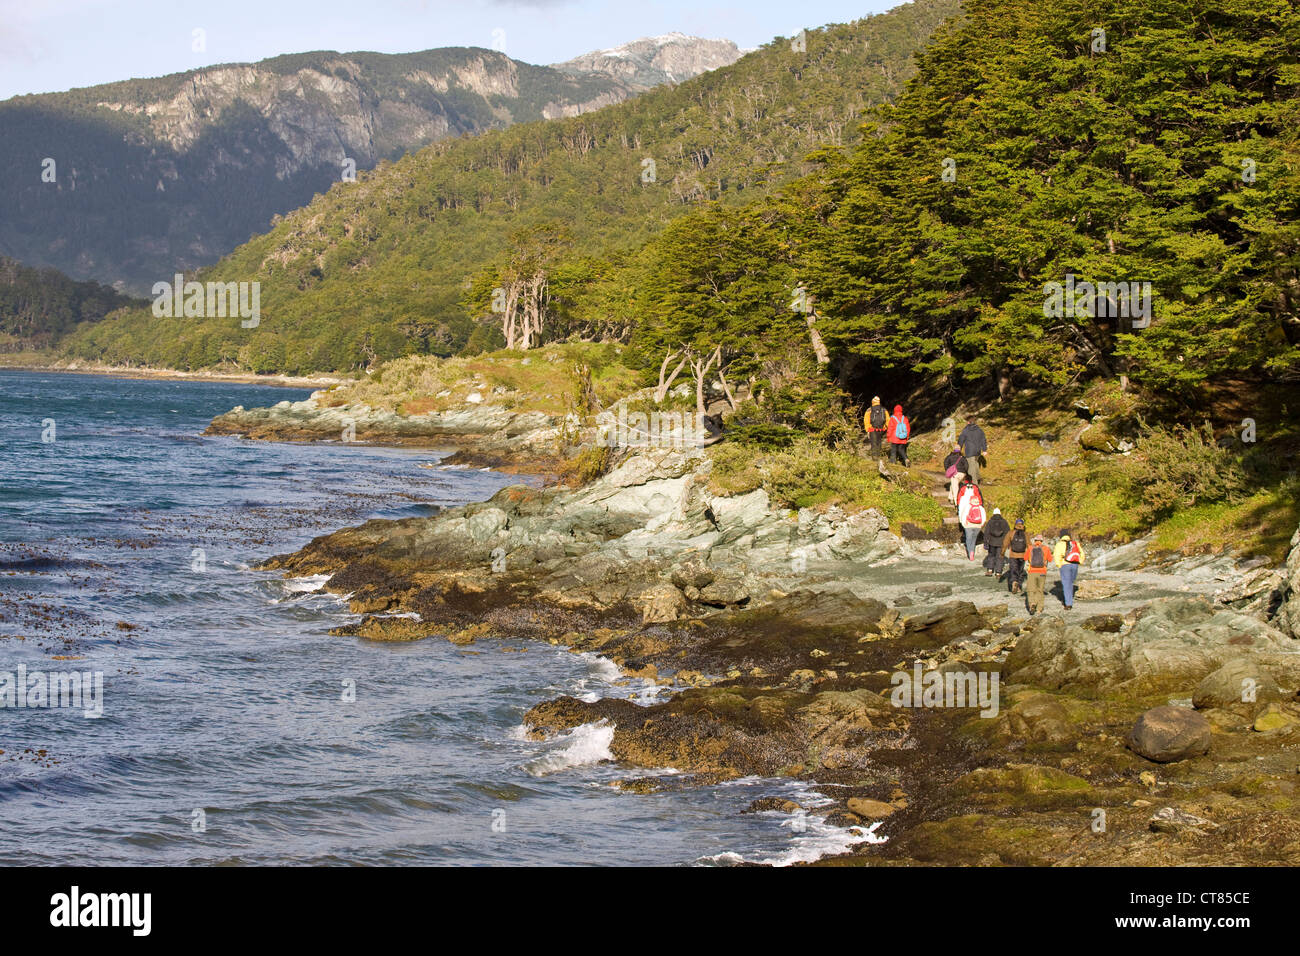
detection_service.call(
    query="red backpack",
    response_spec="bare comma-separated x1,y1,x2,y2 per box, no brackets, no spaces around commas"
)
1064,539,1081,563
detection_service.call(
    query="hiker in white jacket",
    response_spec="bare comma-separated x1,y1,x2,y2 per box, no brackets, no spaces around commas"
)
956,479,986,560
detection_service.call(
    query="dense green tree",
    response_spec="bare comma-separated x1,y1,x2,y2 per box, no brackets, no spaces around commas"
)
803,0,1300,401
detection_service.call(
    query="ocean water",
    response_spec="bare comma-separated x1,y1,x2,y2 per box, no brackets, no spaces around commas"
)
0,370,869,866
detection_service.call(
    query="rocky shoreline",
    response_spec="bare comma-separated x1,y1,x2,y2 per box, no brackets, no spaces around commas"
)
205,391,577,473
261,444,1300,865
0,360,348,389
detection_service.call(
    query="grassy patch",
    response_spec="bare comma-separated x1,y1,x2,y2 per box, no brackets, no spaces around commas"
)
323,342,642,417
708,439,945,528
1149,483,1300,561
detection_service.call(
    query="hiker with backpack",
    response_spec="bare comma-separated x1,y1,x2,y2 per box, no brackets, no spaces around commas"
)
1025,533,1054,614
982,507,1010,578
956,478,985,560
1054,531,1085,610
958,415,988,485
1003,518,1029,593
864,396,888,459
886,404,911,466
942,444,967,504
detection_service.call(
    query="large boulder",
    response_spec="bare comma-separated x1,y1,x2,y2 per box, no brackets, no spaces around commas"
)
638,582,687,624
904,601,987,643
992,694,1075,746
1192,659,1284,710
1127,705,1212,763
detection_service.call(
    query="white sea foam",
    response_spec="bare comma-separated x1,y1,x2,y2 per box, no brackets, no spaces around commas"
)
568,651,664,705
585,654,623,683
282,574,330,594
523,719,616,776
699,816,887,867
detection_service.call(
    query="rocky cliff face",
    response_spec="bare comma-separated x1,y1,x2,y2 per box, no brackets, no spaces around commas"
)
553,33,743,90
0,38,739,293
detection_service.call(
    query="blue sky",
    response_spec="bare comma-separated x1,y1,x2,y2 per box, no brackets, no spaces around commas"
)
0,0,904,100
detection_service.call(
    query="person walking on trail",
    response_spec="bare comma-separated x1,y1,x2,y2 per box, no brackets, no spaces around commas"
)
886,404,911,466
1054,531,1084,610
1025,533,1054,614
1003,518,1029,594
958,415,988,485
942,444,967,505
957,478,986,560
864,396,888,459
982,507,1010,578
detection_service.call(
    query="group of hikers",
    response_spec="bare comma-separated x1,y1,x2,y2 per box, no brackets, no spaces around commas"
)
863,397,913,466
864,402,1085,614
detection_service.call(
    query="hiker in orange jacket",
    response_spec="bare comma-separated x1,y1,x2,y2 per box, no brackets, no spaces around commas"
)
1024,533,1055,615
886,404,911,466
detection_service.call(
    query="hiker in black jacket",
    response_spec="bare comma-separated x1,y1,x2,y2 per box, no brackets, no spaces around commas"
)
1003,519,1029,593
958,416,988,485
982,507,1010,578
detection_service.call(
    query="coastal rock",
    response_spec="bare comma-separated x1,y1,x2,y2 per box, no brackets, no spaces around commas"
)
916,583,953,599
467,507,508,543
952,764,1092,795
709,487,771,534
846,797,896,819
1006,597,1295,692
638,582,686,624
1126,705,1212,763
206,394,563,470
1192,659,1284,710
669,558,714,591
1149,806,1218,834
1276,523,1300,638
1252,703,1300,734
904,601,985,642
744,797,801,814
1095,537,1151,572
1072,578,1121,600
1215,565,1286,617
992,694,1075,746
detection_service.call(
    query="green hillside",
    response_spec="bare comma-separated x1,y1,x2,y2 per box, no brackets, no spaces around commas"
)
58,0,964,372
0,257,144,353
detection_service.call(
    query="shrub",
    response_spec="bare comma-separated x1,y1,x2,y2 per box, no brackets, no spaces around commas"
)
1120,420,1248,524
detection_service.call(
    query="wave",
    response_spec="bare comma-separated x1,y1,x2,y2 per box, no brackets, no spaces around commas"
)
522,720,615,776
281,574,331,594
700,816,887,868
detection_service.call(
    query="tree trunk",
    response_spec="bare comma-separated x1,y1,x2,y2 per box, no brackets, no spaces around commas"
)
714,347,738,410
806,311,830,364
654,351,687,403
690,348,719,422
501,282,520,350
997,365,1013,401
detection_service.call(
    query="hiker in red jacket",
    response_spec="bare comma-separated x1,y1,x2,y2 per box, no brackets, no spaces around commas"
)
886,404,911,466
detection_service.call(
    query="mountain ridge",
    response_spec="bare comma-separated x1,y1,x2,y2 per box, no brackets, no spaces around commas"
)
0,36,742,294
